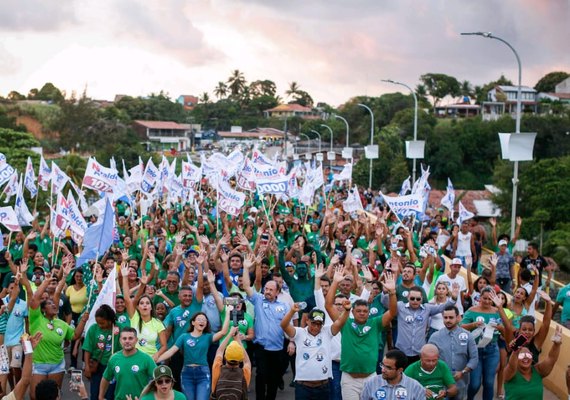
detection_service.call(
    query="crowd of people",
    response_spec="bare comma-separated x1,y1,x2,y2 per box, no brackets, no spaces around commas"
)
0,180,568,400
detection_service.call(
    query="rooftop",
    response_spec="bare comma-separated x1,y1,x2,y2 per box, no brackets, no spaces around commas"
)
265,104,313,113
133,120,190,130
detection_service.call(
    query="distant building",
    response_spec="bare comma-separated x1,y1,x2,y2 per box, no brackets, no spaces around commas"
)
555,77,570,94
264,104,320,119
537,77,570,105
176,95,199,111
435,97,480,118
132,120,192,151
482,85,538,121
217,127,286,141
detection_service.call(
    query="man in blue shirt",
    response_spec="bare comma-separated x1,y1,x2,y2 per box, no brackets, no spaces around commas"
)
3,276,28,386
243,259,290,400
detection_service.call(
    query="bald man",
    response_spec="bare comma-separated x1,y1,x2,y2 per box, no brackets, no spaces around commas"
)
404,344,458,399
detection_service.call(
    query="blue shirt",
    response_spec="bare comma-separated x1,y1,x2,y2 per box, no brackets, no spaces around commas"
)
175,332,213,366
201,293,221,332
247,292,289,351
3,296,28,347
164,300,203,345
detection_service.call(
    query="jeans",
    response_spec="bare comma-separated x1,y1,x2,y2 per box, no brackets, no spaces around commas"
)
468,343,499,400
90,363,115,400
329,361,342,400
496,278,512,294
296,381,330,400
181,365,211,400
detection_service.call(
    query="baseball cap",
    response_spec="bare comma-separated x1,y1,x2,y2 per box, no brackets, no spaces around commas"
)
308,308,326,323
498,239,508,247
451,257,462,265
153,365,174,381
185,245,200,256
225,341,244,363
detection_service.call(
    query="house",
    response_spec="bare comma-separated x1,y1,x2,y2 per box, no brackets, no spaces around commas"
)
217,127,286,142
264,104,319,119
537,77,570,106
482,85,538,120
555,77,570,93
434,97,481,118
132,120,192,151
176,95,199,111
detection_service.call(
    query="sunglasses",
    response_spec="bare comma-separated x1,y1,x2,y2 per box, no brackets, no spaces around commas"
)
517,353,533,360
156,378,172,385
409,297,422,301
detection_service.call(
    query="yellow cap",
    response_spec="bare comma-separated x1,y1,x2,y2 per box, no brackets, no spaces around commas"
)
225,341,244,362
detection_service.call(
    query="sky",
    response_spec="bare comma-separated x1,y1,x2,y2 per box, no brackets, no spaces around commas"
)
0,0,569,107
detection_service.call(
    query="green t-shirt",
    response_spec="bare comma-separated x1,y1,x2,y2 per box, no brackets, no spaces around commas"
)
462,309,502,344
340,317,384,374
404,360,455,394
220,311,253,349
116,311,131,332
175,332,213,366
504,367,543,400
556,284,570,323
140,390,186,400
103,350,156,400
130,312,165,356
29,307,74,364
164,302,203,345
153,289,180,308
82,324,121,365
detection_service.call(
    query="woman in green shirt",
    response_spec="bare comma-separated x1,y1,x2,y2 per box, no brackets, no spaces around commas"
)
504,326,562,400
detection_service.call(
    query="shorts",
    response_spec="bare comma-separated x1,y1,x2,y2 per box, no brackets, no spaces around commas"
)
32,359,66,375
7,345,23,369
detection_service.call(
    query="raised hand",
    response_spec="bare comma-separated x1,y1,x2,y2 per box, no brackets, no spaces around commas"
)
361,265,373,282
516,216,522,226
120,263,130,278
383,271,396,292
333,265,345,283
206,270,216,284
489,217,496,227
538,290,552,303
451,282,460,299
489,254,498,267
489,291,503,308
315,263,325,279
243,253,255,270
196,251,207,265
551,325,563,344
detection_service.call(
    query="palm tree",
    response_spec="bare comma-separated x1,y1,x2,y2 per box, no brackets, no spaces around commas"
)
227,70,246,98
199,92,211,104
460,80,474,100
285,81,301,99
213,82,228,99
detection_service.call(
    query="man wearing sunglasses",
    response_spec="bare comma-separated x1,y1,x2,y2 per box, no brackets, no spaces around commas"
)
280,302,351,400
360,349,425,400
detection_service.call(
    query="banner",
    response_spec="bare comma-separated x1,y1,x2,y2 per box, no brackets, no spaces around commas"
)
0,154,16,188
332,163,352,182
218,180,245,217
83,157,118,193
38,155,51,191
66,192,88,237
51,162,70,193
381,192,425,218
24,157,38,198
458,201,475,224
141,158,159,194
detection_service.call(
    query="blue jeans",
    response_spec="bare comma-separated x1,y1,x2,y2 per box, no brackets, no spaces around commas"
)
329,361,342,400
296,381,330,400
468,343,499,400
181,365,211,400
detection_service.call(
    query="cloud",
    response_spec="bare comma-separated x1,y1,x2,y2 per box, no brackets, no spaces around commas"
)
0,45,20,75
0,0,76,32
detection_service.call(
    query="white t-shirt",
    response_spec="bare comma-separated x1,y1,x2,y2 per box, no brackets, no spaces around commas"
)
456,232,472,257
292,325,334,380
314,289,342,361
435,274,467,314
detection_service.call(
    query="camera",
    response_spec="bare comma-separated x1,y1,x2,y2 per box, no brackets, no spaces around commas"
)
224,297,243,306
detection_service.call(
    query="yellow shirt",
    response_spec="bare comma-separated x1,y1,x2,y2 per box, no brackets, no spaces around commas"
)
130,312,165,356
65,285,87,314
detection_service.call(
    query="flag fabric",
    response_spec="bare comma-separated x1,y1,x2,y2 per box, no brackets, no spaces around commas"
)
76,199,115,266
141,158,159,194
84,267,116,333
24,157,38,198
381,192,424,219
441,178,455,212
50,192,70,239
236,158,256,192
50,162,70,193
217,179,245,217
38,156,51,191
15,177,34,226
82,157,118,193
343,185,364,213
1,173,18,203
458,201,475,224
332,163,352,182
399,176,411,196
68,179,89,212
66,192,88,237
0,206,21,231
0,153,16,188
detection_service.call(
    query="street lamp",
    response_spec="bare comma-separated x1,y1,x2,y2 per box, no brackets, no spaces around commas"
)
320,124,334,168
461,31,522,239
382,79,419,182
309,130,322,153
300,133,311,158
334,114,351,160
358,103,375,189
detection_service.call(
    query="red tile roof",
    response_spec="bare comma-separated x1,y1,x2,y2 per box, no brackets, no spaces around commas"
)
265,104,313,113
133,120,189,130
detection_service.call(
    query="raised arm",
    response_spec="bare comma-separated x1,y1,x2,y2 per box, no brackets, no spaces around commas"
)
325,265,345,322
120,263,136,318
156,344,181,363
534,291,553,349
536,326,562,378
212,306,232,342
280,303,299,338
242,256,254,298
381,271,398,327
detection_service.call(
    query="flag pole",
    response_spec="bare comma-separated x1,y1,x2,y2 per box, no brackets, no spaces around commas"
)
7,232,12,250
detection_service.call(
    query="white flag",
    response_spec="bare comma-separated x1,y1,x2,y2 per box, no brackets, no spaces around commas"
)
24,157,38,198
399,176,411,196
84,268,116,334
66,192,88,237
38,155,51,191
343,185,364,213
50,162,70,193
441,178,455,212
0,206,21,231
15,178,34,226
82,157,118,193
458,201,475,225
0,153,16,188
1,173,18,203
332,163,352,182
141,158,159,194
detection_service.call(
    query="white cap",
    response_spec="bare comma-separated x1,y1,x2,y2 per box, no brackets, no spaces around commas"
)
498,239,508,247
452,257,462,265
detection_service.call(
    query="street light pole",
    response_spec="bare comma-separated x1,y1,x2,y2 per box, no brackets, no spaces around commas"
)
461,31,522,239
320,124,334,169
300,133,311,155
382,79,418,182
309,130,322,153
358,103,375,189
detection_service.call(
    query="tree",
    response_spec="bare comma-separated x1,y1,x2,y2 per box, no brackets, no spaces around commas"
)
460,80,474,100
0,128,40,172
35,82,65,103
475,74,513,104
7,91,26,101
213,82,228,99
199,92,211,104
285,81,301,99
292,90,314,107
227,70,246,98
419,73,461,107
27,88,38,99
534,71,570,93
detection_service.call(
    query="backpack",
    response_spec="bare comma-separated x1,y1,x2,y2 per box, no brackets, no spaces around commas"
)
210,365,248,400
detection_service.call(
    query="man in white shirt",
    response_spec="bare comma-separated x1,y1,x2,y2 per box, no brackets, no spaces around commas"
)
280,302,351,400
435,258,467,314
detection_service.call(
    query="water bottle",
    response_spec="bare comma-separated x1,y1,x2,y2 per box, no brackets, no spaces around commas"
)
297,302,308,310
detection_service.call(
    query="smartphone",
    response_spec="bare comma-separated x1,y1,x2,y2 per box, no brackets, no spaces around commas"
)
509,333,529,352
260,233,269,246
70,369,83,392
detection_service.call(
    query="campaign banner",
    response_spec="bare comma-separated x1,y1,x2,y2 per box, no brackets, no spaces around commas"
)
141,158,159,194
218,180,245,216
0,153,15,188
51,163,70,193
38,156,51,191
236,158,256,192
381,192,425,217
182,161,201,189
82,157,118,193
24,157,38,198
66,192,88,237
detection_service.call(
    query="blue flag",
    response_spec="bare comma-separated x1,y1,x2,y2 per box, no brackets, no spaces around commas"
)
76,199,115,266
